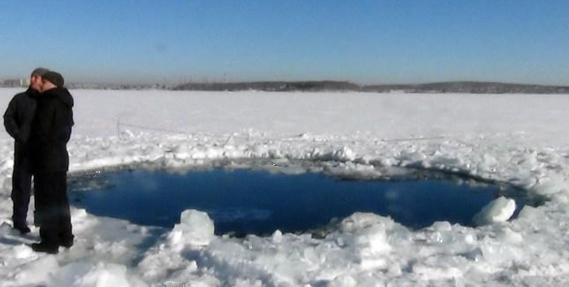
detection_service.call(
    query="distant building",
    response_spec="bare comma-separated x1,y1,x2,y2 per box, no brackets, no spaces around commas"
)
1,78,27,87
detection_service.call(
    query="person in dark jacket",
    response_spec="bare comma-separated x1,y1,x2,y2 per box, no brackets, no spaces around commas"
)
29,71,74,254
3,67,49,234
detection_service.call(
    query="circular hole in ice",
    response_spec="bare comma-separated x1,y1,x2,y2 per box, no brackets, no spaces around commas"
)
68,160,536,237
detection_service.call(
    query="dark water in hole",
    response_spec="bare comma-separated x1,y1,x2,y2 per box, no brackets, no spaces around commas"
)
68,168,524,236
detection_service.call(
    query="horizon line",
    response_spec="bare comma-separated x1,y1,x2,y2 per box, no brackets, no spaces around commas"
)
2,77,569,88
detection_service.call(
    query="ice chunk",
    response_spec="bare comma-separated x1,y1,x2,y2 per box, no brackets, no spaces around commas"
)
334,146,356,161
473,196,516,226
271,229,283,243
13,244,35,259
339,213,393,258
168,209,214,250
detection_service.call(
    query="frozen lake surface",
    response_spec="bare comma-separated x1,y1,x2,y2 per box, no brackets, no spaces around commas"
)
2,89,569,286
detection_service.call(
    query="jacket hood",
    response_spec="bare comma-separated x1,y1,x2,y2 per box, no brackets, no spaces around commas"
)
43,87,74,107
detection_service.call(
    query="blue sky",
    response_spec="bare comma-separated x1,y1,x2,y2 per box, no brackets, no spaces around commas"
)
0,1,568,85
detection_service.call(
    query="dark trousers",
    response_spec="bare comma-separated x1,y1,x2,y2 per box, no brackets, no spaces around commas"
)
11,153,32,227
34,172,73,245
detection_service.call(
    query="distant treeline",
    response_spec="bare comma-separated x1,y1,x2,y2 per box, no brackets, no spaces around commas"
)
3,80,568,93
173,81,360,92
174,81,569,94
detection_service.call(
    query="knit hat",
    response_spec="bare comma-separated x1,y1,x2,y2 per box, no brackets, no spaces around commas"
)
31,67,50,77
42,71,65,87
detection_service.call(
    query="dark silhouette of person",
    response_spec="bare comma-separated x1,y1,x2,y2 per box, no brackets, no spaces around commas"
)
29,71,75,254
3,68,49,234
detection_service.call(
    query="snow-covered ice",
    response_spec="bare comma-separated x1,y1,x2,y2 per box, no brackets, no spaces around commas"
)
1,88,569,286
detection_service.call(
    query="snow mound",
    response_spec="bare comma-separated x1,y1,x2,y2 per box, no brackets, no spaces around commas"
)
49,262,145,287
12,256,59,286
473,196,516,226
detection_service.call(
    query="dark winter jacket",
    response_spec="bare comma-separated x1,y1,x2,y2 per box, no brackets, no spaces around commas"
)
30,87,74,173
3,88,39,144
3,88,39,165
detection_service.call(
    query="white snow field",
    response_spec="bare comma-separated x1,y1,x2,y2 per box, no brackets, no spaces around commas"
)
1,88,569,286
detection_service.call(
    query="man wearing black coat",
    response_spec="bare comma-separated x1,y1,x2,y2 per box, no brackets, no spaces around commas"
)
29,71,75,254
3,68,49,234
